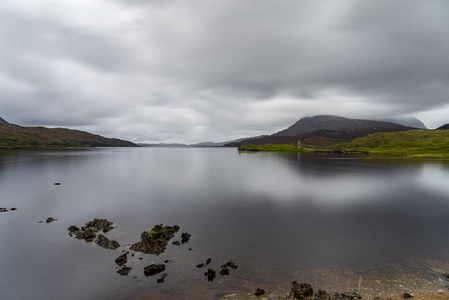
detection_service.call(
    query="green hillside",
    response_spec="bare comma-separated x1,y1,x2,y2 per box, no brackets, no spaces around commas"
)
0,117,137,149
344,129,449,158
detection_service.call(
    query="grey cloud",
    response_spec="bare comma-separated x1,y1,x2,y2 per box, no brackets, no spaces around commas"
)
1,0,449,142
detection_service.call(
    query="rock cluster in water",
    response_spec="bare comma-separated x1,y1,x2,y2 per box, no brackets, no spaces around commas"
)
68,218,119,249
196,258,238,282
0,207,17,213
130,224,180,255
274,281,363,300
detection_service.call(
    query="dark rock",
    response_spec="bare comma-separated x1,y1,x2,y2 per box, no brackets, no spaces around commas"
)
255,288,265,296
95,234,120,249
157,273,168,283
68,225,80,232
204,268,216,281
103,225,115,233
109,240,120,249
181,232,191,243
442,272,449,279
314,289,332,300
402,293,413,299
144,264,166,276
130,224,180,255
340,292,362,300
117,267,132,276
196,263,205,268
225,260,238,269
115,253,128,266
54,183,61,185
291,281,313,300
94,233,108,247
10,208,17,211
74,230,84,239
172,241,181,246
46,217,55,223
189,248,192,251
164,259,170,263
0,208,8,212
38,221,43,223
85,218,115,233
83,228,96,242
219,265,229,276
206,258,212,265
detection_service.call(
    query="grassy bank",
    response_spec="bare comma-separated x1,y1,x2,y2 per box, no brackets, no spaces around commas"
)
238,144,299,152
343,129,449,159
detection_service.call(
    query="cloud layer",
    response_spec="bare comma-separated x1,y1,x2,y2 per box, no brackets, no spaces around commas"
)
1,0,448,143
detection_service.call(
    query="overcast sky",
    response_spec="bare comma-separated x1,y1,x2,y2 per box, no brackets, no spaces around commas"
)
1,0,449,143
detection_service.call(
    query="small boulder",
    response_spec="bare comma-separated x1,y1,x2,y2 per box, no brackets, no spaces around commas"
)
10,208,17,211
206,258,212,265
255,288,265,296
83,228,96,242
402,293,413,299
196,263,205,268
204,268,216,281
157,273,168,283
144,264,166,276
46,217,55,223
172,241,181,246
219,265,229,276
291,281,313,300
68,225,80,232
181,232,191,243
115,253,128,266
225,260,238,269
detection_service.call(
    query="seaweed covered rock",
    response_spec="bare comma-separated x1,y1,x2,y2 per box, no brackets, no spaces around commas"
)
95,234,120,249
219,264,229,276
130,224,180,255
144,264,166,276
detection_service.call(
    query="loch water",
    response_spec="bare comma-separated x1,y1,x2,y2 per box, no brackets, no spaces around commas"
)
1,147,449,299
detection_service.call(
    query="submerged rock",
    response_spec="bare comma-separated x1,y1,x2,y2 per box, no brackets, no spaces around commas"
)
130,224,180,255
172,241,181,246
115,253,128,266
204,268,216,281
144,264,166,276
196,263,205,268
117,267,132,276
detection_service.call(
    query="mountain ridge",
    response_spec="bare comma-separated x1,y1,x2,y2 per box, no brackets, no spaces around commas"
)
225,115,417,147
0,117,138,148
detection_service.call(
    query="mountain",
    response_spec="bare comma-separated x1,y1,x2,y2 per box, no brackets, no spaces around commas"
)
377,117,427,129
225,115,416,147
0,117,138,149
437,124,449,130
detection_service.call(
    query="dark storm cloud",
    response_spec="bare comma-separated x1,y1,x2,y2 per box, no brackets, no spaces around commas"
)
1,0,448,143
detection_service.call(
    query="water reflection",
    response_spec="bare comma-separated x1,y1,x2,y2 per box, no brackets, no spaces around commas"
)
1,148,449,299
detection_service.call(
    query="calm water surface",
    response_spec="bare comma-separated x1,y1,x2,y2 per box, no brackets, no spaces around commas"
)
1,148,449,299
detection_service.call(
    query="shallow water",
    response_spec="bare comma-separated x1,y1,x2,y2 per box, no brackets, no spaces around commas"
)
1,148,449,299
